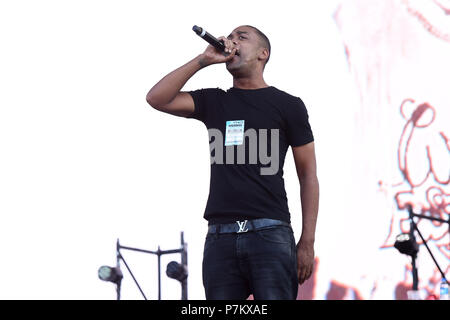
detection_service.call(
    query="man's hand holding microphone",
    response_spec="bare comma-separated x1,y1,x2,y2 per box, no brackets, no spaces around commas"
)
198,36,238,68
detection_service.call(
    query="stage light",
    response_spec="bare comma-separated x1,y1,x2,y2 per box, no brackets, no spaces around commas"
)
98,265,123,284
394,233,418,257
166,261,188,282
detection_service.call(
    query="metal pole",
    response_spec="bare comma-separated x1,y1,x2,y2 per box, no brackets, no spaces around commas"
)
116,238,121,300
411,254,419,290
409,208,419,291
181,232,188,300
157,246,162,300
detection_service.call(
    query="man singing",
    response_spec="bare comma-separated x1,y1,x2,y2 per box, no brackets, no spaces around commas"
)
146,25,319,300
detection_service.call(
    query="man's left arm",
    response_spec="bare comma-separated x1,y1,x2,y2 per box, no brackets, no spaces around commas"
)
292,141,319,284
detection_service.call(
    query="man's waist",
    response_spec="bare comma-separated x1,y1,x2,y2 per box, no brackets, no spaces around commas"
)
207,218,291,234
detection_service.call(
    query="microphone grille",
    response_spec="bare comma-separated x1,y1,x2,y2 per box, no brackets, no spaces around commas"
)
192,25,202,35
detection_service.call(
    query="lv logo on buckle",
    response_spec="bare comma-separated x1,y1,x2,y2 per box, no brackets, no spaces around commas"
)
236,220,249,233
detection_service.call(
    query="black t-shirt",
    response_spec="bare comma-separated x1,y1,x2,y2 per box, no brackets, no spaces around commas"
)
186,86,314,225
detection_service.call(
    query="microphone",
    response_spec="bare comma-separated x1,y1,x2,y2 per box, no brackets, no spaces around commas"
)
192,25,239,56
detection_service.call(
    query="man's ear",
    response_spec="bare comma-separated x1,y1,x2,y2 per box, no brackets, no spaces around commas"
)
258,48,269,62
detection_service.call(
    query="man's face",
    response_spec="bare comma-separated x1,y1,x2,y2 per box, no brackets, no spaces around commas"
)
225,26,266,74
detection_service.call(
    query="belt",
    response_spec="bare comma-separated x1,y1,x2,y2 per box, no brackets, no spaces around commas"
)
208,218,291,234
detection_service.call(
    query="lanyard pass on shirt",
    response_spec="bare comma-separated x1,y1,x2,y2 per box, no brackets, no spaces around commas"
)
224,120,245,146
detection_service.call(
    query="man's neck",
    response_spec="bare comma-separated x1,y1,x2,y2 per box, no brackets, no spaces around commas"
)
232,77,269,90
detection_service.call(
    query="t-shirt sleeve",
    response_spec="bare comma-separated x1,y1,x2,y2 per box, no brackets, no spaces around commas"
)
186,88,208,123
285,97,314,147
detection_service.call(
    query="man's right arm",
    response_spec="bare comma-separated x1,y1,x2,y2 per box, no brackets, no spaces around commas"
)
146,37,238,118
146,55,205,117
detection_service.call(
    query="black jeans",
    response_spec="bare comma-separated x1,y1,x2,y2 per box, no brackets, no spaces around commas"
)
202,225,298,300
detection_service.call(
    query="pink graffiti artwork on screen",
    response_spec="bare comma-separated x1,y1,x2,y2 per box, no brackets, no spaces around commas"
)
380,98,449,298
335,0,449,299
404,0,450,42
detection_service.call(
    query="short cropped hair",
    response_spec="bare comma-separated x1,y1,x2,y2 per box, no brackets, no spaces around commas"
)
242,25,271,68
